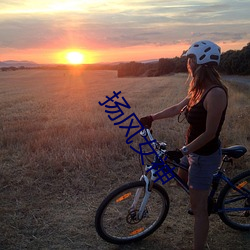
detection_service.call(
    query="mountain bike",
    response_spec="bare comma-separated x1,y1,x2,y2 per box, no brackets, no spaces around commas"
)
95,129,249,244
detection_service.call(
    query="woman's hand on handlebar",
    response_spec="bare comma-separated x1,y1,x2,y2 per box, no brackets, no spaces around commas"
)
140,115,153,129
167,149,184,163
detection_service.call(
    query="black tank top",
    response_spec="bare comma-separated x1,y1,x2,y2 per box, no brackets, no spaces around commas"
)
185,86,227,155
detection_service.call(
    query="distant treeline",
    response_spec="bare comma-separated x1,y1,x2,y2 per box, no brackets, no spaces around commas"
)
1,43,249,76
117,43,250,77
0,63,117,72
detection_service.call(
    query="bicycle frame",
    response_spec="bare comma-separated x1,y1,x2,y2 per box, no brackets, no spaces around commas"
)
95,126,249,246
134,129,250,216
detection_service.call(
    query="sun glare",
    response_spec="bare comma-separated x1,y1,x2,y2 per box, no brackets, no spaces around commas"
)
66,51,85,64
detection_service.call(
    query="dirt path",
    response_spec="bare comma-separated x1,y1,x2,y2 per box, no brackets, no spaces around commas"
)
222,75,250,86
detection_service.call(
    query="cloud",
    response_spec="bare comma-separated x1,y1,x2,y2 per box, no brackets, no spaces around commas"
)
189,3,230,13
0,0,249,52
191,31,248,42
0,15,59,48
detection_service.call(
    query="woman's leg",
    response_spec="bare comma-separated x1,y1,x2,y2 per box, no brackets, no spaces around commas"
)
188,149,221,249
190,188,210,250
177,156,189,185
177,168,188,184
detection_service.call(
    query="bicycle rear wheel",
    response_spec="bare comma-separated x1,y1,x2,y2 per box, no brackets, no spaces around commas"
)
95,180,169,244
217,170,250,231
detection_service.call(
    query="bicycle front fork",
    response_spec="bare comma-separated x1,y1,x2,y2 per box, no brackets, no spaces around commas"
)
129,174,153,221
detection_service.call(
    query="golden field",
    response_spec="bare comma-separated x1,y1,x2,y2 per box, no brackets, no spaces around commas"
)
0,69,249,249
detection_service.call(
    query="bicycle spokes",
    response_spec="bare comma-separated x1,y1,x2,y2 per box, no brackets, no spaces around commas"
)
96,182,169,243
219,173,250,230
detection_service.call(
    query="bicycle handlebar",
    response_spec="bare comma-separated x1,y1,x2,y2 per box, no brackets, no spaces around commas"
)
140,128,154,141
140,128,158,148
140,128,167,152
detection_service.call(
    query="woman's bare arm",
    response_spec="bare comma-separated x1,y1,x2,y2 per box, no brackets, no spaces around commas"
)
151,97,189,120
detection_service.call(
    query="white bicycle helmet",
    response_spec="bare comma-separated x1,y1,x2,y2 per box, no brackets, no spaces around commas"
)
183,40,221,65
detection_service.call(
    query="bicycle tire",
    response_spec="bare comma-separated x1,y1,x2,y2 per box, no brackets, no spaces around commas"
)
217,170,250,231
95,180,169,244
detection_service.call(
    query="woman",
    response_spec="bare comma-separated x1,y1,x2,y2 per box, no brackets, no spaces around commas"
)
140,40,228,250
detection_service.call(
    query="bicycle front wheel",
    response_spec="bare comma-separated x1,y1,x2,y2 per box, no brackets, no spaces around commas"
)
95,180,169,244
217,170,250,231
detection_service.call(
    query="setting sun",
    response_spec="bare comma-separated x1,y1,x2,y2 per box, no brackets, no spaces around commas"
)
55,50,96,65
66,51,85,64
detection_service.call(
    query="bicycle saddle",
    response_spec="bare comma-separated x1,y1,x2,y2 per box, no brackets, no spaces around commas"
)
222,145,247,158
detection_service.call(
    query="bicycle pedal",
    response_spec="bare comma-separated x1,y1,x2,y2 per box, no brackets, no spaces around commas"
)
244,198,250,207
188,209,194,215
243,211,250,217
243,199,250,217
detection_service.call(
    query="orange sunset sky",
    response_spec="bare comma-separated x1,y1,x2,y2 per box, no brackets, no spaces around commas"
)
0,0,249,64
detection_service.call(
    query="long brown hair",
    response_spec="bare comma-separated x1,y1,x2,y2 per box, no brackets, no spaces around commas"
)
187,62,228,107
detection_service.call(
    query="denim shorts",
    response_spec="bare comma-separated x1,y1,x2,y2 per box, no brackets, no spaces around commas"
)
180,148,222,190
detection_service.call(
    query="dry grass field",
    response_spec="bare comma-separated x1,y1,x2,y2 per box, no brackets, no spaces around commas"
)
0,69,249,250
